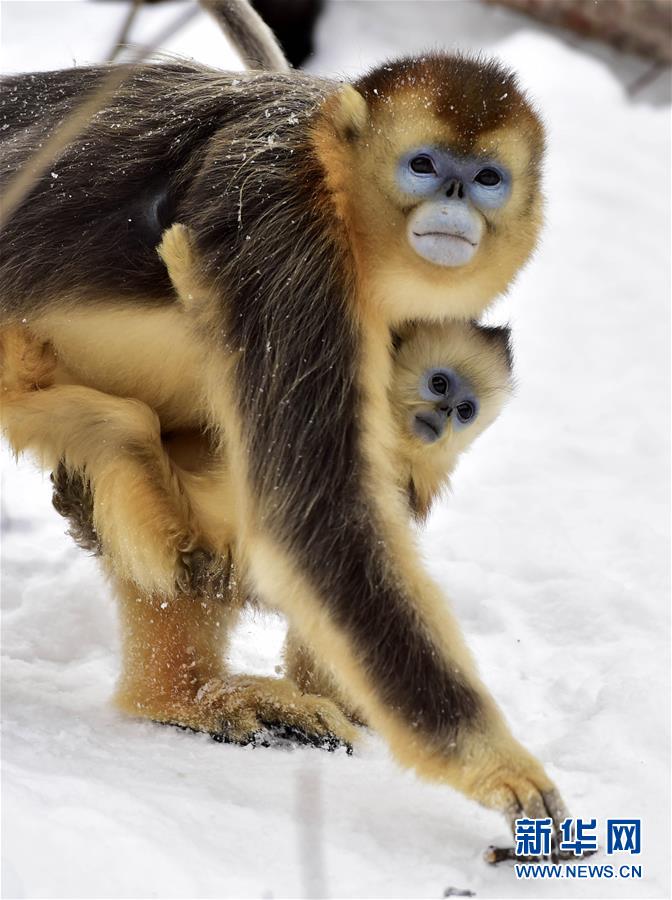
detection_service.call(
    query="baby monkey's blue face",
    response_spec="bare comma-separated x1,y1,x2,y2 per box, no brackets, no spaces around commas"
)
413,367,479,444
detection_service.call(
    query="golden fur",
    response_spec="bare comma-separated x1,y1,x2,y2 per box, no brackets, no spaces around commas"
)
0,57,566,832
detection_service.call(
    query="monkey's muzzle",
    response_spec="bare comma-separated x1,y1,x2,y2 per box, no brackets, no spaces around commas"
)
413,410,447,444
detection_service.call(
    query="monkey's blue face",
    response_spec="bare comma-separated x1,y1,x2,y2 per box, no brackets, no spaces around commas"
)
396,147,511,267
412,366,479,443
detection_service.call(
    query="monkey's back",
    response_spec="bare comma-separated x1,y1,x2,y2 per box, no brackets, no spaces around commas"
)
0,63,332,320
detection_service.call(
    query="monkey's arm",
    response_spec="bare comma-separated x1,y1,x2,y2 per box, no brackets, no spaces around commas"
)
223,363,563,829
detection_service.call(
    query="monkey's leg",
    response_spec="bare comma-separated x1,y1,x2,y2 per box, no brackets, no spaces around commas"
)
0,383,202,595
114,576,357,748
47,459,357,747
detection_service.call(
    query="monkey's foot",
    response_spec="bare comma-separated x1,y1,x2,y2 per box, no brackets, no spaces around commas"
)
197,675,357,750
149,675,358,750
178,548,234,600
283,630,367,726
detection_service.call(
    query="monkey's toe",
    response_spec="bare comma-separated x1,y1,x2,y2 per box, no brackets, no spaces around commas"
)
194,674,358,748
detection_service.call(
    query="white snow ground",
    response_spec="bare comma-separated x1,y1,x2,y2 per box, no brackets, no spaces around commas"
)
1,2,670,898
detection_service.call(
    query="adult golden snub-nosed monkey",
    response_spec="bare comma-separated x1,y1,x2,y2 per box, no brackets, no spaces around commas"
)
0,40,569,847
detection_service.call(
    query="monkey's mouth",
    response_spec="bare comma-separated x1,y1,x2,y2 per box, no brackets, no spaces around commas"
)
413,412,444,444
412,231,476,247
409,229,479,268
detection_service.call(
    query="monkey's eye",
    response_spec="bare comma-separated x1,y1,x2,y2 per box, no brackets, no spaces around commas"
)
456,401,476,423
410,154,437,175
429,373,449,395
474,168,501,187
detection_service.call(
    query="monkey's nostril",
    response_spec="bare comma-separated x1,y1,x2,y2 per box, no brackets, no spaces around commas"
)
438,403,452,415
457,183,464,199
446,183,454,198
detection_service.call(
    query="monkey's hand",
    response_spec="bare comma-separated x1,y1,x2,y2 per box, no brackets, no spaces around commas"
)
454,721,570,859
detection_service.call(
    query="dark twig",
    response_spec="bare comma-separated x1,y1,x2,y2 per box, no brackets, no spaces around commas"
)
484,843,597,865
106,0,144,63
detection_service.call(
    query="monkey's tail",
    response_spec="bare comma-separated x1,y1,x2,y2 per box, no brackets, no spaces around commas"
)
200,0,290,71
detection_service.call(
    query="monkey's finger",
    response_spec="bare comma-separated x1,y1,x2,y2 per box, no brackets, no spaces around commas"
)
486,783,558,865
543,786,569,834
516,782,564,860
516,784,548,822
504,798,524,836
541,786,575,860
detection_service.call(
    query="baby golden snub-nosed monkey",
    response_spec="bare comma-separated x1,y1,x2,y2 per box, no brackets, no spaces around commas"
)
1,29,568,843
392,318,513,522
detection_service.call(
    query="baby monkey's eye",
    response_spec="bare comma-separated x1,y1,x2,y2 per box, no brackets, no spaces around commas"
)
410,154,437,175
474,168,501,187
456,401,476,423
429,373,450,395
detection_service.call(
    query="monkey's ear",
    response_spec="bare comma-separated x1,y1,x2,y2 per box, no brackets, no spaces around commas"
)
326,85,368,142
478,324,514,370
